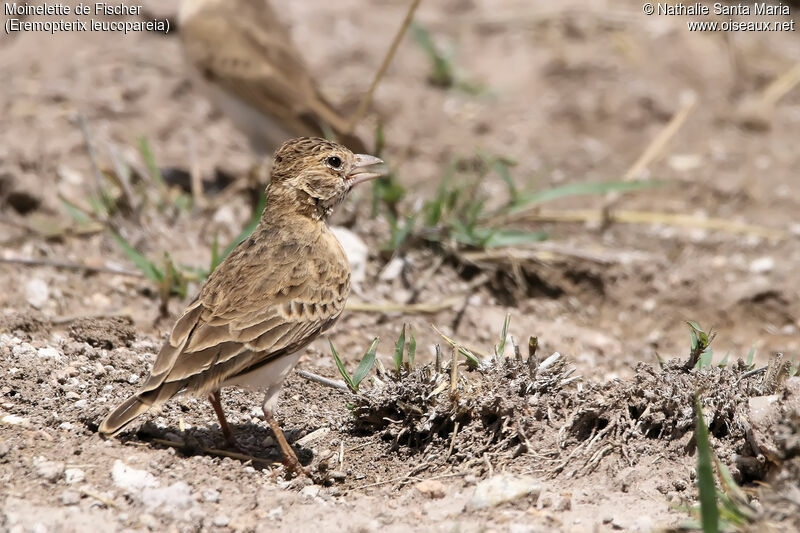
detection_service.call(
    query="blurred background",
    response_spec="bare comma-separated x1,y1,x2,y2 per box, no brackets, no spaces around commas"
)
1,0,799,378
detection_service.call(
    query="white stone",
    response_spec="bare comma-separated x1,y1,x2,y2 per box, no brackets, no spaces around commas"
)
37,347,62,361
33,457,65,482
749,257,775,274
61,489,81,506
466,475,542,510
111,460,159,491
64,468,85,484
1,414,30,426
330,226,368,284
201,489,220,503
141,482,193,511
11,343,36,359
213,515,230,527
0,334,21,348
300,485,320,499
25,278,50,309
378,257,404,281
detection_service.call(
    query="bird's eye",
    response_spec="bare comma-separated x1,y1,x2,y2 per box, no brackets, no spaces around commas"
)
326,156,342,170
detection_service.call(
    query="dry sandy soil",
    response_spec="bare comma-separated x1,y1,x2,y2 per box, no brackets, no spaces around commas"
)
2,1,800,531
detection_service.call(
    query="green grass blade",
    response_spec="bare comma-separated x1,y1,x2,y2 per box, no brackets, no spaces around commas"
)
698,348,714,369
508,180,662,214
393,324,406,372
384,213,417,251
60,199,92,225
408,326,416,368
221,191,266,260
433,324,481,368
717,352,729,368
137,136,165,189
209,234,221,274
330,340,357,393
745,345,756,369
459,346,481,368
695,397,720,533
482,228,549,248
109,230,162,283
410,21,453,88
490,157,518,202
496,314,510,357
352,337,380,389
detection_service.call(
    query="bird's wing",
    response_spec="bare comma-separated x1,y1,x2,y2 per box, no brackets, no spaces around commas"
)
139,228,350,398
179,0,353,139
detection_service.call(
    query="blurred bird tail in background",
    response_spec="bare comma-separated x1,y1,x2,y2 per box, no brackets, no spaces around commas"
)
178,0,368,154
178,0,420,156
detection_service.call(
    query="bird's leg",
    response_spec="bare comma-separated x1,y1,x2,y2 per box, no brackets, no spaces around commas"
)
262,389,307,477
208,390,237,448
265,414,306,477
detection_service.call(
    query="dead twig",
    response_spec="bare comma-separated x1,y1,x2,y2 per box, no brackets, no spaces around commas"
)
623,93,697,182
80,489,120,510
446,421,459,459
348,0,422,131
509,209,786,240
296,370,350,392
450,345,458,393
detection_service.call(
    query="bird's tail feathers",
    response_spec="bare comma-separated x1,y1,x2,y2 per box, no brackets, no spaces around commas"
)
98,382,184,438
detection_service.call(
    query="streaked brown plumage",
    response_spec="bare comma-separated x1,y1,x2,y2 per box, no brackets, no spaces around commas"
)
99,137,384,475
178,0,365,154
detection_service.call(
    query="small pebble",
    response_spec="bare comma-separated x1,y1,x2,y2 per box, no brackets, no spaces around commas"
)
1,414,30,426
26,278,50,308
414,479,446,499
61,490,81,506
34,458,65,482
65,468,85,484
213,515,230,527
37,347,61,360
553,494,571,511
749,257,774,274
330,470,346,481
300,485,320,499
12,343,36,359
201,489,220,503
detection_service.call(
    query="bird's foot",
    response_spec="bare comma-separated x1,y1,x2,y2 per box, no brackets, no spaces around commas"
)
281,454,310,478
221,436,245,453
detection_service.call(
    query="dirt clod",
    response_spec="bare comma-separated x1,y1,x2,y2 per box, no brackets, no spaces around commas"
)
67,316,136,349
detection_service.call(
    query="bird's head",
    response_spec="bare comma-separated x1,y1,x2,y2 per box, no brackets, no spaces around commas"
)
267,137,385,220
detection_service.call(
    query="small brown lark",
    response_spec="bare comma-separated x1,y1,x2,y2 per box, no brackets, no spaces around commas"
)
178,0,365,154
99,137,384,475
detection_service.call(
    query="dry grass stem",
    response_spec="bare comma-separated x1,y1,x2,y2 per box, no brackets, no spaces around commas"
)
348,0,422,131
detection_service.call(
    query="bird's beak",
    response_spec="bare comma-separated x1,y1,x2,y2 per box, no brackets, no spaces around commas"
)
347,154,386,186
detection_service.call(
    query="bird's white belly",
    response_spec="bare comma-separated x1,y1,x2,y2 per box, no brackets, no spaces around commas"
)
221,351,303,392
